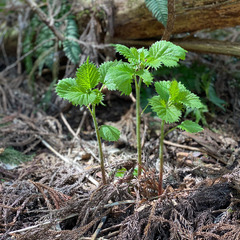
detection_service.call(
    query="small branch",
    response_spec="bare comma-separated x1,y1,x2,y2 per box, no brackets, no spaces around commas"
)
163,139,205,152
60,112,78,138
24,0,65,42
8,213,78,234
91,216,107,240
1,38,55,75
37,136,99,187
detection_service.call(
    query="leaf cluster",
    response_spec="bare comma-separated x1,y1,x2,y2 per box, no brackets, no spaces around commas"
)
104,41,187,95
56,57,120,142
149,80,203,132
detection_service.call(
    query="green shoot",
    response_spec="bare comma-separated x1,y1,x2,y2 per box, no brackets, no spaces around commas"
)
105,41,187,176
149,80,203,195
56,57,120,184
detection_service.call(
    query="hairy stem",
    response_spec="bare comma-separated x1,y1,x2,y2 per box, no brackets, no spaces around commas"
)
89,105,107,184
158,120,165,195
135,76,142,176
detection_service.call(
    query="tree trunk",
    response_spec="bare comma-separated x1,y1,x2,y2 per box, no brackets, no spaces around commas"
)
113,0,240,40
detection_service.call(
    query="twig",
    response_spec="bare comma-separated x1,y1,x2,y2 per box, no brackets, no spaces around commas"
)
8,213,78,234
75,110,87,139
38,136,99,187
24,0,65,41
103,200,135,209
91,216,107,240
60,112,100,163
163,140,205,152
60,112,78,138
1,38,55,75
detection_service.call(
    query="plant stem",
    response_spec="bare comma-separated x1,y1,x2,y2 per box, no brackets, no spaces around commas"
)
135,76,142,176
89,105,107,184
158,120,165,195
164,125,178,137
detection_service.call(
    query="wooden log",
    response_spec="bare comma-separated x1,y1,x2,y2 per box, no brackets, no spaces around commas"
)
113,0,240,40
112,37,240,57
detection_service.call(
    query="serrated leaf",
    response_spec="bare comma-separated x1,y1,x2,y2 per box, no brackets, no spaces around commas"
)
179,92,202,109
67,87,97,106
154,81,171,101
105,63,134,95
149,96,181,123
178,120,203,133
91,89,104,105
99,125,120,141
114,44,139,63
137,69,153,86
169,80,179,101
147,41,187,69
98,61,118,84
56,78,97,106
75,57,100,91
56,78,77,98
145,0,168,27
138,47,149,63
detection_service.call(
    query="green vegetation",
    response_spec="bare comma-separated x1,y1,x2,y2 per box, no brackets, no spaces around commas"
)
23,1,81,92
149,80,203,194
155,63,226,124
56,40,203,195
56,57,120,184
105,41,186,176
145,0,168,27
0,147,34,168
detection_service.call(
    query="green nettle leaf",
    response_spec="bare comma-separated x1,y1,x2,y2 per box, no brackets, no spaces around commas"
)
56,78,97,106
138,47,149,63
114,44,139,63
76,58,100,91
150,96,181,123
154,81,171,101
145,0,168,27
68,88,97,106
99,125,121,141
178,120,203,133
136,69,153,86
169,80,180,101
105,63,134,95
180,92,203,109
147,41,187,69
56,78,77,98
91,89,104,105
98,61,118,84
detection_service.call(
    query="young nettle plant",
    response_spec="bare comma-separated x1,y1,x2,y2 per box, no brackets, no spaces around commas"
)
104,41,187,176
55,57,120,184
149,80,203,195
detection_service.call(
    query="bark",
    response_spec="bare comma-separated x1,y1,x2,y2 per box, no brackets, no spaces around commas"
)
112,38,240,57
113,0,240,40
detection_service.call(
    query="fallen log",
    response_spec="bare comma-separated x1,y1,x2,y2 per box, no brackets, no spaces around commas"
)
113,0,240,40
112,37,240,57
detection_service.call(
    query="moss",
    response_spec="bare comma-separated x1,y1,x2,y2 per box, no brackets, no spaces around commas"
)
0,147,34,167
